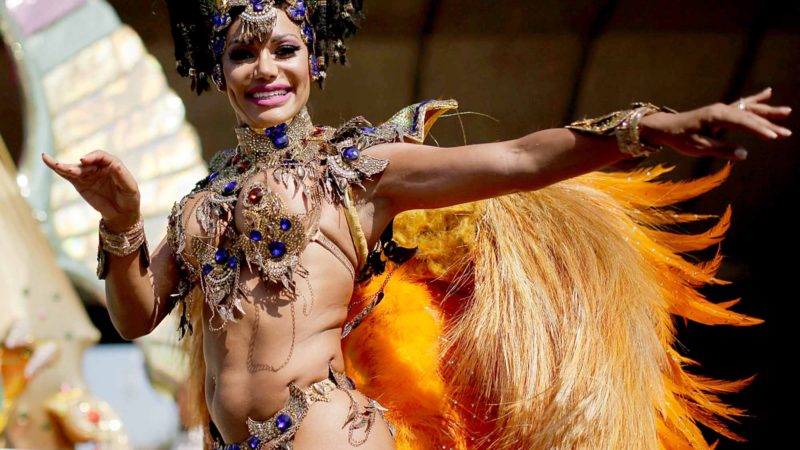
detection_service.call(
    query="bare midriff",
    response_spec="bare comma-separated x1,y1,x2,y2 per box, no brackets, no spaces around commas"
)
202,227,358,443
181,170,365,443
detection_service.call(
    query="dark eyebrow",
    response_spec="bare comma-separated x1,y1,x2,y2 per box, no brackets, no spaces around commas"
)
230,33,300,45
270,33,298,42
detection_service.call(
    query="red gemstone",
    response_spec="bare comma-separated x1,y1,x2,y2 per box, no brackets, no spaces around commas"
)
248,187,263,204
312,127,324,136
237,160,252,173
228,154,241,166
87,410,100,424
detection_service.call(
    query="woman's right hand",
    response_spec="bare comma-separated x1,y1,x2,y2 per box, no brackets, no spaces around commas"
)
42,150,141,232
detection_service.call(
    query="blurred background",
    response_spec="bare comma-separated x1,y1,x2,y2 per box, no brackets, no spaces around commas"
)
1,0,797,448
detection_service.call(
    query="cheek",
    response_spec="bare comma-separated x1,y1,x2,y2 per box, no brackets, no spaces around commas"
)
224,64,250,90
291,55,311,90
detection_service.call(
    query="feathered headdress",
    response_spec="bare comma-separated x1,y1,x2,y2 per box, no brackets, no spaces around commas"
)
163,0,365,93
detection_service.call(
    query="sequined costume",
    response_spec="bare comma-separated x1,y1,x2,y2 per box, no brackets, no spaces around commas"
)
162,98,762,449
157,1,762,449
165,100,457,448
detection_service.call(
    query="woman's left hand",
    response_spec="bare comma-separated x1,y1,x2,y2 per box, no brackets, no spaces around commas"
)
638,87,793,160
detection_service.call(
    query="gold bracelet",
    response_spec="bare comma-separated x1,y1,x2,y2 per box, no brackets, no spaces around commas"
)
99,216,146,256
96,216,150,279
616,106,661,158
565,102,677,159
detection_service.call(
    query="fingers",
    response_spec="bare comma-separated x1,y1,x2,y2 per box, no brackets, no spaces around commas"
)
746,111,792,137
42,153,80,177
742,86,773,104
708,103,792,141
745,102,793,119
734,87,792,130
42,152,101,183
79,149,113,167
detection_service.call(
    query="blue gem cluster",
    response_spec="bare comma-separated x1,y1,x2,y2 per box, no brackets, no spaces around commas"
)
265,123,290,149
213,413,295,450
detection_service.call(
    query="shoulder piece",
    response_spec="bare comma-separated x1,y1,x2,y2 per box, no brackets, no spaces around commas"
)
383,98,459,144
324,117,394,193
324,98,459,194
332,100,459,287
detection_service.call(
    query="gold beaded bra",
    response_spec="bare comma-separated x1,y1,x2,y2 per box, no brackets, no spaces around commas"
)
166,106,402,336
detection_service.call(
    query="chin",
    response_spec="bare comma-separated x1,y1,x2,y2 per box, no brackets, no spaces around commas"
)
245,104,302,129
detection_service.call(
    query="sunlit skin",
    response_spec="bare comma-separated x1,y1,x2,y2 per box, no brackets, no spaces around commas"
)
40,5,792,448
221,11,311,129
176,11,398,446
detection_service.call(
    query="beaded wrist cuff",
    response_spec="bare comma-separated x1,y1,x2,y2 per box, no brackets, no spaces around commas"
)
565,102,678,160
616,106,661,158
96,217,150,280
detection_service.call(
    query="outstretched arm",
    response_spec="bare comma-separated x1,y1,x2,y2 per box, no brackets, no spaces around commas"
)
366,88,791,216
42,150,180,340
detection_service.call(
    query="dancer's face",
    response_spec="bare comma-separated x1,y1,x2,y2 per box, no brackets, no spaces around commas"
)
222,9,311,129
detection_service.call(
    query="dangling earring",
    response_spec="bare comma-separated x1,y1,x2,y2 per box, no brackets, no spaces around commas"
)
212,63,226,92
211,31,227,92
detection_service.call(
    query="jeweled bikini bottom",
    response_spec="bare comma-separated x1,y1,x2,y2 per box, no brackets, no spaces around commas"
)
210,362,396,449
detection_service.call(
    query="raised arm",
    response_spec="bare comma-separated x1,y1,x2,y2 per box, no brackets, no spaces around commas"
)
42,150,180,340
367,88,792,216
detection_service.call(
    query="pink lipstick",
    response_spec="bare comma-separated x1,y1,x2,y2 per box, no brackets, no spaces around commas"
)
246,84,293,107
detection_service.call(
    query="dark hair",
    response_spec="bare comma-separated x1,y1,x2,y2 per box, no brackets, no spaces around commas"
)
163,0,365,94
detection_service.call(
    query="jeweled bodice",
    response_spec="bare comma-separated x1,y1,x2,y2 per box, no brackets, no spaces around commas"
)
166,108,398,335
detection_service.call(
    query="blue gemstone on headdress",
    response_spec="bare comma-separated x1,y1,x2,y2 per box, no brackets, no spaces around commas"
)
277,123,288,132
275,413,293,431
361,126,376,133
203,264,213,275
302,22,314,45
250,230,263,242
280,218,292,231
209,171,219,181
272,133,289,149
228,445,240,450
289,1,307,17
251,0,264,12
283,159,298,165
268,241,287,258
223,181,237,194
212,12,231,32
342,146,360,161
246,436,260,449
228,256,238,268
214,249,229,264
213,37,226,56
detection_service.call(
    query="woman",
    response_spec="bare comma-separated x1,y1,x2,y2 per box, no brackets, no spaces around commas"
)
41,1,791,449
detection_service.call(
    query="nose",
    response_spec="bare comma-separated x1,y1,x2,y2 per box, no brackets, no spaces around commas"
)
253,48,278,81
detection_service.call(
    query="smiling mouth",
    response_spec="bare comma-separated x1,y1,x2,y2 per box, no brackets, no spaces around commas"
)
249,89,290,99
246,88,293,107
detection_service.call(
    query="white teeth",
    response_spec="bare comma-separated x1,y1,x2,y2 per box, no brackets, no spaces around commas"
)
252,90,288,99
